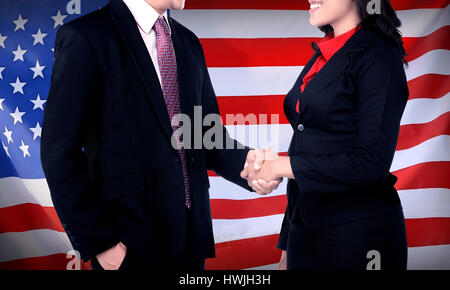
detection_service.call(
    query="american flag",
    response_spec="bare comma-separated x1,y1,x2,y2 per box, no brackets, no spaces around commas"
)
0,0,449,270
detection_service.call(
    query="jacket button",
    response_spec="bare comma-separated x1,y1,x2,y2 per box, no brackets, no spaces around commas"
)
297,124,305,132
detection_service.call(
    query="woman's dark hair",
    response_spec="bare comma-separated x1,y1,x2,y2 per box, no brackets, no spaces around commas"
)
317,0,407,63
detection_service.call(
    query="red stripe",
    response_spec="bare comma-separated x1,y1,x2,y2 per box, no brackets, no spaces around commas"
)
185,0,448,10
0,253,91,270
404,26,450,62
408,74,450,100
406,218,450,247
211,195,287,219
206,234,281,270
396,111,450,151
393,161,450,190
218,95,287,124
0,203,64,234
201,30,450,68
200,38,318,67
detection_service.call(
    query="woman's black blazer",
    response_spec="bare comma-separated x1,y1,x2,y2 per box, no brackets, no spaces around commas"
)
278,27,409,249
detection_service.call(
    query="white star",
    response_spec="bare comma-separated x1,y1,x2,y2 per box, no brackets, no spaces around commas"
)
0,33,7,48
30,94,47,110
19,139,31,158
51,10,68,29
10,77,26,95
2,141,11,158
0,67,5,79
31,28,47,46
0,98,4,111
10,107,26,125
12,44,27,62
3,126,13,144
13,14,28,31
30,60,45,79
30,122,42,140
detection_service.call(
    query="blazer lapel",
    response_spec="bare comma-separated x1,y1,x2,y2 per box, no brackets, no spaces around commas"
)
297,28,375,118
283,50,320,125
107,0,174,141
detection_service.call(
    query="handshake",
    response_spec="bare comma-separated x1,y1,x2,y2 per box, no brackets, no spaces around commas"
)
240,148,283,195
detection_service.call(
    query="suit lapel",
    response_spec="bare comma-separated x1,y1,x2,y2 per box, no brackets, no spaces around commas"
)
107,0,174,141
283,50,320,125
297,28,375,118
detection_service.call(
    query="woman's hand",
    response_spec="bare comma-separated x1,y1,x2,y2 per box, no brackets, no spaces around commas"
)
278,250,287,270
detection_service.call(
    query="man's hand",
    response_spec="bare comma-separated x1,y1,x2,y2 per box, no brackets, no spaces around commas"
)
95,242,127,270
241,148,282,195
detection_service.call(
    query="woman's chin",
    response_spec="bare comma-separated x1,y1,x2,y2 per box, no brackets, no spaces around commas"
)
309,17,325,27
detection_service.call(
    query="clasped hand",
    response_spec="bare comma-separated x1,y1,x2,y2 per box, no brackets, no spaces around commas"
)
241,148,283,195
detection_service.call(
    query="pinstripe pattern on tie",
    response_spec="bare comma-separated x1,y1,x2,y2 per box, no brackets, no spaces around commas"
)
154,16,191,209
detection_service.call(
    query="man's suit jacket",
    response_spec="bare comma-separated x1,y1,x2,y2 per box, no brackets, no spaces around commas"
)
278,27,409,249
41,0,251,267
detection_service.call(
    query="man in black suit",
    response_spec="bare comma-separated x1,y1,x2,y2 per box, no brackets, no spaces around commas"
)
41,0,280,270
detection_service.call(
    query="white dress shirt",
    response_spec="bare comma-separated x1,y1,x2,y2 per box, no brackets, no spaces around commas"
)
122,0,172,85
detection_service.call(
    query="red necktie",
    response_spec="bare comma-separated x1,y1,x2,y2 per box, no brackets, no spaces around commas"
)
154,17,191,209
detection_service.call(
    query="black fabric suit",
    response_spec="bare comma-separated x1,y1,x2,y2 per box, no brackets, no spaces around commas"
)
41,0,251,270
277,27,409,269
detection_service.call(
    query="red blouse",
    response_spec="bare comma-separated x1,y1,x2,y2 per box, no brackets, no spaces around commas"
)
296,26,361,113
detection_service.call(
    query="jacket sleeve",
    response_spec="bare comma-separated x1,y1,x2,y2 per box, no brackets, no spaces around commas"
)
290,52,409,195
196,41,253,192
41,24,119,261
276,206,289,251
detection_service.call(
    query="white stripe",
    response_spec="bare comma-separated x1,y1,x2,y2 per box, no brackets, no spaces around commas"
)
172,10,322,38
0,230,72,263
407,244,450,270
400,93,450,125
225,123,292,153
208,50,450,97
399,7,450,38
209,177,287,200
399,188,450,219
209,66,302,97
2,133,448,208
0,177,52,208
212,214,284,244
209,180,450,220
405,50,450,81
245,263,279,270
391,135,450,172
1,132,447,208
171,8,450,39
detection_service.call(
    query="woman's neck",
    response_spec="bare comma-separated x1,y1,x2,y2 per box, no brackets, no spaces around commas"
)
331,11,360,37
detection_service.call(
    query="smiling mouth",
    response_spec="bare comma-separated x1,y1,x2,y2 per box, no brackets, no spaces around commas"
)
309,2,322,14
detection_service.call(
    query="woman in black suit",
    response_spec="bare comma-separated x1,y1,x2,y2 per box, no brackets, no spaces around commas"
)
241,0,409,270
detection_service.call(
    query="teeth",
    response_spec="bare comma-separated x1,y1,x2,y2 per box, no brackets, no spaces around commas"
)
310,4,321,9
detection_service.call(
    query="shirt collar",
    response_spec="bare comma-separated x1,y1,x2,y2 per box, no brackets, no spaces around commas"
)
317,25,361,61
122,0,171,35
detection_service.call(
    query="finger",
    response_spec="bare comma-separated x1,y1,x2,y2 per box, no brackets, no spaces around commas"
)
246,150,256,164
253,149,265,171
252,180,263,194
240,167,249,179
254,179,270,195
257,179,274,194
268,180,280,191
